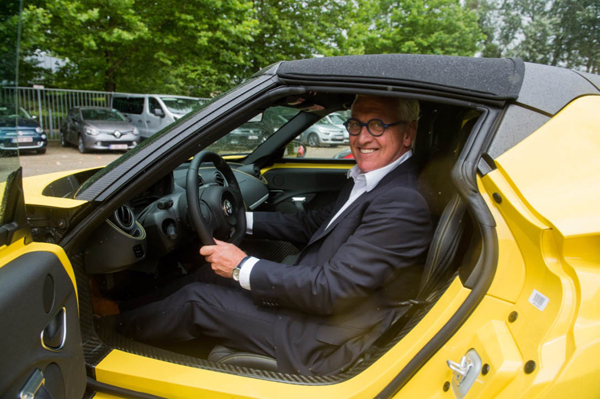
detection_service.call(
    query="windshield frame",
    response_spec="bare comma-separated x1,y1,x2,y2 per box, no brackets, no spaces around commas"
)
159,96,201,114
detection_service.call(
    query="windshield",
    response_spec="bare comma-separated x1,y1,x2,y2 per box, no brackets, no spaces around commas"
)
329,114,345,125
160,97,200,114
81,108,126,121
205,106,300,156
0,105,32,119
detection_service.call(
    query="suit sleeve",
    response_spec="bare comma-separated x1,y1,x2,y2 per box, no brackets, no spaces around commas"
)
249,188,433,315
251,202,334,247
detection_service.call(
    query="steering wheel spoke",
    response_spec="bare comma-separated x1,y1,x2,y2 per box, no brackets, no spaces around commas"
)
186,151,246,246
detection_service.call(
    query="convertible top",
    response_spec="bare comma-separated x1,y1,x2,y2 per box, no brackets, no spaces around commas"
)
276,54,525,101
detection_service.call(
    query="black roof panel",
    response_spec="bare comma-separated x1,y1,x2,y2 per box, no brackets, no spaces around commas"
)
277,54,525,100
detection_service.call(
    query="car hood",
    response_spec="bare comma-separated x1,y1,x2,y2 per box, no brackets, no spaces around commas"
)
0,117,39,128
86,120,133,131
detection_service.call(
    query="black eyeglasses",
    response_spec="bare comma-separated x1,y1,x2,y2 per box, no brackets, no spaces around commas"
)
343,118,406,137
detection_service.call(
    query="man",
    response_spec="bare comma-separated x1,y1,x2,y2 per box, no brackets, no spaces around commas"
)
116,95,432,376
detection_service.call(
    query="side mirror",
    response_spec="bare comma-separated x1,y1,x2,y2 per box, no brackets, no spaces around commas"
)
31,115,37,120
154,108,165,117
296,144,307,158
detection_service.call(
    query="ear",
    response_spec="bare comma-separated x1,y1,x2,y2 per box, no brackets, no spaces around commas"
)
403,121,418,147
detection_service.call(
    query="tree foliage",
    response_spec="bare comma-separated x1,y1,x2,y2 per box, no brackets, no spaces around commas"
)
469,0,599,73
343,0,483,56
2,0,597,96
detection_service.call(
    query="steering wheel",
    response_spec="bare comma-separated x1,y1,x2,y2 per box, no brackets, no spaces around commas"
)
186,151,246,246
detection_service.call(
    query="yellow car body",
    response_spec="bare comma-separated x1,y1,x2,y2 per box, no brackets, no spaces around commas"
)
1,56,599,399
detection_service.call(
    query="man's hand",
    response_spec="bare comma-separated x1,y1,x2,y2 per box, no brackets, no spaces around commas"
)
199,238,247,278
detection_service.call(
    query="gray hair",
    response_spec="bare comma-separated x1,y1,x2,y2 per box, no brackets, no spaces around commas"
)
397,98,420,122
352,95,420,122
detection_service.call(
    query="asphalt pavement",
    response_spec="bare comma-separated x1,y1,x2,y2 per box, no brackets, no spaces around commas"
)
19,141,123,177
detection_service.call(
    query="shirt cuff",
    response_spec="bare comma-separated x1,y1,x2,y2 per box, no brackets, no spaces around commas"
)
239,256,259,290
246,212,253,235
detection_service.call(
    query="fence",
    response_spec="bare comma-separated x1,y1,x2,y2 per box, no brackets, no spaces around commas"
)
0,87,208,141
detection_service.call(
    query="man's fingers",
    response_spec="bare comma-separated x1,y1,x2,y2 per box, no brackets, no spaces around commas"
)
214,238,227,246
199,245,216,256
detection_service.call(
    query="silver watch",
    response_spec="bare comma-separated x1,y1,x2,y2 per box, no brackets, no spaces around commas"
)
232,265,242,281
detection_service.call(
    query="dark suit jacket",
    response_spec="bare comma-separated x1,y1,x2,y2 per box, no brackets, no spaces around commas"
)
250,158,433,375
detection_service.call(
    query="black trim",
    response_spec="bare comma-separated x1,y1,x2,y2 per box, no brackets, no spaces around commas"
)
477,154,497,176
0,167,31,247
277,55,524,100
87,377,166,399
282,82,506,108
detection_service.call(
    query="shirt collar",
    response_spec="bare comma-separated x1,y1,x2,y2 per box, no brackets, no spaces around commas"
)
347,149,413,192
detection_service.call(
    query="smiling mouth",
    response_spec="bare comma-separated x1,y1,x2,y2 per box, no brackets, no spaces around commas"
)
360,148,378,154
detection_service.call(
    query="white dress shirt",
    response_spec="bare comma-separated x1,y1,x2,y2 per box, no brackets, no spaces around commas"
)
239,150,413,290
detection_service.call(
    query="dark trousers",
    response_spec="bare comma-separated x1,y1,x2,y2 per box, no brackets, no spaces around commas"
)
116,269,280,359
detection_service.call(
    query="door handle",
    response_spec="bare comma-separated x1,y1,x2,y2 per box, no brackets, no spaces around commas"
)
292,197,306,212
41,307,67,352
20,368,44,399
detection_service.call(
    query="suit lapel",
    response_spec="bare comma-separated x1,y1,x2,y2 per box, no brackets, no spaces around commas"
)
304,178,354,245
306,158,416,247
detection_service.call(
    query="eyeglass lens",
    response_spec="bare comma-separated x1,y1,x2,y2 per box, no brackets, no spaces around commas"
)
345,119,386,136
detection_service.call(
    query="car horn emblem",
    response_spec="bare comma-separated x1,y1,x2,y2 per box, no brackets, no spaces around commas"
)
114,130,122,138
223,199,233,216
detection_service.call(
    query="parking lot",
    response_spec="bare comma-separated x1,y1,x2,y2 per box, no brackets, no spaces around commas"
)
19,141,122,177
19,141,348,178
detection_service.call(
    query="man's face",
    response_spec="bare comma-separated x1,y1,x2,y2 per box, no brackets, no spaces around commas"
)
349,96,415,173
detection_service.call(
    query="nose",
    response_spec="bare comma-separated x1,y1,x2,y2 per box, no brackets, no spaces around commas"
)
356,125,373,143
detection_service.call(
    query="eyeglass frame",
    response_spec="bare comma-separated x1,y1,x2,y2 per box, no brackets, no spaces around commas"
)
343,118,407,137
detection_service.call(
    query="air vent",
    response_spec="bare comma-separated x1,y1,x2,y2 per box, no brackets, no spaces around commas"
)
113,205,135,231
198,174,205,187
214,171,225,186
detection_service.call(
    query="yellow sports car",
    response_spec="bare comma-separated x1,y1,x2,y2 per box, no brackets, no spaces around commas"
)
1,55,599,399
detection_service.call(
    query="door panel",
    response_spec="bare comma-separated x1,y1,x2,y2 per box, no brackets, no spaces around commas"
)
261,164,351,213
0,249,86,399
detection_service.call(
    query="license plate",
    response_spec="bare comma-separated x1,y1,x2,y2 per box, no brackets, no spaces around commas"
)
249,135,258,140
109,144,128,150
16,137,33,143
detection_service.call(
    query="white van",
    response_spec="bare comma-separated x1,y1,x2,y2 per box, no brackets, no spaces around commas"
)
112,94,201,139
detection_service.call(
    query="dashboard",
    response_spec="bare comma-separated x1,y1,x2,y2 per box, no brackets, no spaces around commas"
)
83,162,269,274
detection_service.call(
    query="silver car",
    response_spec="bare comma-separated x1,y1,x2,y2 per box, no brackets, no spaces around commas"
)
60,107,140,153
301,112,349,147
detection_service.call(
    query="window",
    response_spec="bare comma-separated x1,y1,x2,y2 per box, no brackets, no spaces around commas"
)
113,97,144,115
206,106,300,156
284,111,352,160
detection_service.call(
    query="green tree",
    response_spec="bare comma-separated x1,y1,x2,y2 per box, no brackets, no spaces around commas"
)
477,0,599,73
0,0,21,86
19,0,258,95
342,0,484,56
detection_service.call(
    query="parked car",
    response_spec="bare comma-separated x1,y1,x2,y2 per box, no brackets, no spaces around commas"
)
300,112,348,147
112,94,200,140
3,54,600,399
60,107,140,153
333,147,354,159
0,103,47,154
